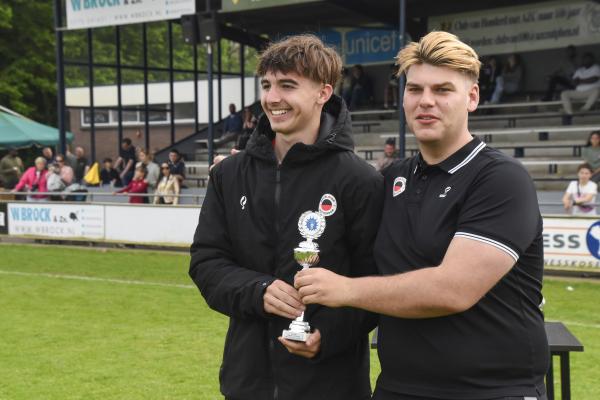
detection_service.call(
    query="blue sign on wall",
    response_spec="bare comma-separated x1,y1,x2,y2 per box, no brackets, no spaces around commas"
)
344,29,402,65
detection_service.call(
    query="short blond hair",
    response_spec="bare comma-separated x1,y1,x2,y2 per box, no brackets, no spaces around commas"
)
257,34,342,87
396,31,481,81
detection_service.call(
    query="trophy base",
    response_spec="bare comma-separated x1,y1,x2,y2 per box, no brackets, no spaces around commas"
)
282,329,309,342
282,320,311,342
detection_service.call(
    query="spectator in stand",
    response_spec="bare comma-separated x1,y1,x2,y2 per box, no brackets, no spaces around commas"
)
42,147,54,164
235,107,257,151
136,148,160,190
582,130,600,182
375,138,398,172
100,158,122,187
479,56,502,104
55,154,74,186
543,45,578,101
383,63,399,109
490,54,523,103
65,145,77,170
0,147,24,189
563,163,598,215
348,64,372,110
46,162,66,200
561,52,600,125
12,157,48,201
115,138,136,186
167,149,186,186
339,67,353,106
73,146,89,184
154,162,180,205
114,164,148,204
220,103,243,146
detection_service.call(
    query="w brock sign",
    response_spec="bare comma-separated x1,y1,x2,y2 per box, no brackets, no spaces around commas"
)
66,0,195,30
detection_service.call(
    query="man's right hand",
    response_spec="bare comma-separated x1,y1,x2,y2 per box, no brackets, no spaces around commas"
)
263,279,305,319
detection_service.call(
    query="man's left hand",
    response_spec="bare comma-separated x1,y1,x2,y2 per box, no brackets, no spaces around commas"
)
278,329,321,359
294,268,352,308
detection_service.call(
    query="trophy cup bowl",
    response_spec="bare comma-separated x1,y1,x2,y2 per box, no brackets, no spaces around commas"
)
281,245,320,342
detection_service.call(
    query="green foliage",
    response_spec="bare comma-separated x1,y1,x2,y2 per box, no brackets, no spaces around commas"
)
0,1,56,124
1,244,599,399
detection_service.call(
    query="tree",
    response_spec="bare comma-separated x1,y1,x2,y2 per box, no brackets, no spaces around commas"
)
0,1,56,124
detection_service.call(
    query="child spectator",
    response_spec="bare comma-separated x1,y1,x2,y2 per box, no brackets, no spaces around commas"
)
563,163,598,215
100,158,122,187
114,165,148,204
154,162,180,205
46,162,66,200
167,149,186,186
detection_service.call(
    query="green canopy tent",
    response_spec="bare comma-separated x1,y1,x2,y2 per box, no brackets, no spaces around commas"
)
0,109,73,149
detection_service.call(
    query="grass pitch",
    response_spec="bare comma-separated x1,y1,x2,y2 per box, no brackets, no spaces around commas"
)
0,243,598,399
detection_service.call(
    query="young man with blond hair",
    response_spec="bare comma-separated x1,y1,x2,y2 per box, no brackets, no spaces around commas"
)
296,31,549,400
189,34,382,400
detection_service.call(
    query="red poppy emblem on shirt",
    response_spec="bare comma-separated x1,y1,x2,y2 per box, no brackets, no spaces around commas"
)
319,194,337,217
393,177,407,197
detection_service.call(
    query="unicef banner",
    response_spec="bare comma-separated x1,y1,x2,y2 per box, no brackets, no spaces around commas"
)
543,215,600,269
8,203,104,239
66,0,196,30
428,1,600,56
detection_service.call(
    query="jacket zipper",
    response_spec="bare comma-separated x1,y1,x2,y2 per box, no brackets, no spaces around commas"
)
272,164,281,400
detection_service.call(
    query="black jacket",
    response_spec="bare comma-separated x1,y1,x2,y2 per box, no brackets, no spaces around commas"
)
189,95,383,400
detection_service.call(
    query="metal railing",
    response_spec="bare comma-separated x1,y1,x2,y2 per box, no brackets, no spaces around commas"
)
1,190,206,205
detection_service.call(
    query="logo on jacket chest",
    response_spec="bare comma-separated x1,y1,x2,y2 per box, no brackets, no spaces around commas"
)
393,177,407,197
318,194,337,217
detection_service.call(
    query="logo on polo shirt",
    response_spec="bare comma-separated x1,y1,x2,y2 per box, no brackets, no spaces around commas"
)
439,186,452,198
392,177,407,197
319,194,337,216
240,195,247,210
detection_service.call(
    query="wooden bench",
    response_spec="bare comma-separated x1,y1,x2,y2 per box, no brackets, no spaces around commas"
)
520,159,581,174
380,125,600,142
491,141,583,158
352,121,381,133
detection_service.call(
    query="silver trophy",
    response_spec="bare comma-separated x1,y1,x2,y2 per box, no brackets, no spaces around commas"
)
282,210,326,342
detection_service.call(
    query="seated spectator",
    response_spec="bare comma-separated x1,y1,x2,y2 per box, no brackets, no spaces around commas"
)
154,162,180,205
339,67,353,106
167,149,186,186
348,64,372,110
55,154,74,186
490,54,523,103
563,163,597,215
115,138,136,185
136,148,160,190
543,45,577,101
219,103,243,146
235,107,257,151
100,158,122,187
582,130,600,182
113,165,148,204
12,157,48,201
561,52,600,125
73,146,89,184
480,56,502,104
46,162,66,201
383,64,399,109
375,138,398,172
0,147,24,189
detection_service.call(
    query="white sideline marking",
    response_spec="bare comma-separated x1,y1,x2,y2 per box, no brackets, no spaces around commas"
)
0,269,195,290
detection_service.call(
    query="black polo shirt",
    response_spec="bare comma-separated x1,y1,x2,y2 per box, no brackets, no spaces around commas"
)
373,136,549,399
